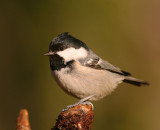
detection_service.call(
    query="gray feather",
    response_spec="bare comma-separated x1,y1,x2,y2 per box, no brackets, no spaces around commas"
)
81,50,130,76
123,77,149,86
99,60,131,76
79,49,149,87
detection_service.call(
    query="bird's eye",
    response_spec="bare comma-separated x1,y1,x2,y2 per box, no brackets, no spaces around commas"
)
59,46,63,51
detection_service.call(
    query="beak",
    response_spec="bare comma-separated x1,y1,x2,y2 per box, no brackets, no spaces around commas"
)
44,51,55,56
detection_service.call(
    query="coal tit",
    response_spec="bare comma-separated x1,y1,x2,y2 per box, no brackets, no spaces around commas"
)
45,32,149,102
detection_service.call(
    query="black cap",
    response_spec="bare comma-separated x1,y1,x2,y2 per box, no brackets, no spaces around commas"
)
49,32,89,52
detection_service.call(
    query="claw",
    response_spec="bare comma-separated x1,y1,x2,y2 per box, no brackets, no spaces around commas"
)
62,95,95,112
81,101,94,110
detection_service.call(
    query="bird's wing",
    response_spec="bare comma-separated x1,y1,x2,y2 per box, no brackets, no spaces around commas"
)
85,58,131,76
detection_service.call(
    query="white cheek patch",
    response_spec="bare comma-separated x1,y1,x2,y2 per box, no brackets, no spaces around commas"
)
57,47,88,63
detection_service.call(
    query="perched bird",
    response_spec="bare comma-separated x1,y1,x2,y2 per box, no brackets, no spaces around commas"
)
45,32,149,104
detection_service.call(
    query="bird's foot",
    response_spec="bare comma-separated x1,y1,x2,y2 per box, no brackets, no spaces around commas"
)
62,101,94,112
80,101,94,110
62,95,95,112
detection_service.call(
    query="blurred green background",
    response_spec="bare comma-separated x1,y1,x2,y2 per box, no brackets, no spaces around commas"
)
0,0,160,129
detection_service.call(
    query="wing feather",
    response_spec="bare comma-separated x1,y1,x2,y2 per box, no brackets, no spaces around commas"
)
85,58,131,76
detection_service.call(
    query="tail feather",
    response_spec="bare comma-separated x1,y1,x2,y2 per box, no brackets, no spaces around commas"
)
123,77,149,87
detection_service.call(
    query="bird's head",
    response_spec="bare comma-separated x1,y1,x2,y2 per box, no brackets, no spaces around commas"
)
45,32,89,63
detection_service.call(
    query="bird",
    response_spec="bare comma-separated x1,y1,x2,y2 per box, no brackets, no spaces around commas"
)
44,32,149,106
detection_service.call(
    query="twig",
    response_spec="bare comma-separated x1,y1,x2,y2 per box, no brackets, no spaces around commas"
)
17,109,31,130
16,104,94,130
52,104,94,130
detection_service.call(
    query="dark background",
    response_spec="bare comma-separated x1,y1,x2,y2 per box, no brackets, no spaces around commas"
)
0,0,160,129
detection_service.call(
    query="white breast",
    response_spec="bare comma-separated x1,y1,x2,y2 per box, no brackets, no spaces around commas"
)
52,61,124,101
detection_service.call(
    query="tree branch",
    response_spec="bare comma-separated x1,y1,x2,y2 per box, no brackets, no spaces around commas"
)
52,104,94,130
16,104,94,130
17,109,31,130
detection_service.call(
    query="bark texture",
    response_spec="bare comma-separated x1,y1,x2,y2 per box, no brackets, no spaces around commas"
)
53,104,94,130
17,109,31,130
